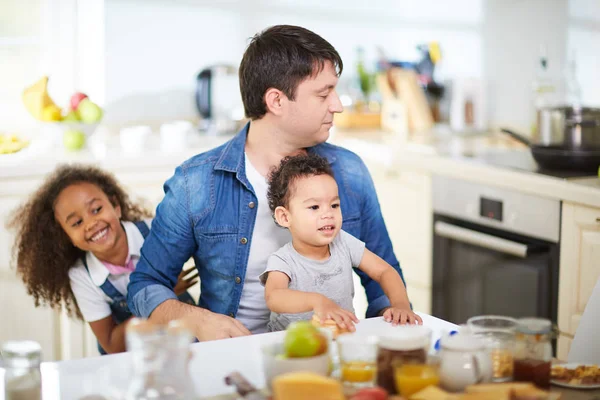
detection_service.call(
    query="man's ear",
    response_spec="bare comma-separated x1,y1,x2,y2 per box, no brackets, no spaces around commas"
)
274,206,291,228
264,88,285,116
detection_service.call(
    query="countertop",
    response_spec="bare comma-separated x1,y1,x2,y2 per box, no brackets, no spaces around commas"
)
2,125,600,208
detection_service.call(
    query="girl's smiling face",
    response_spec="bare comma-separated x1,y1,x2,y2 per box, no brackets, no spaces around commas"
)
54,182,125,259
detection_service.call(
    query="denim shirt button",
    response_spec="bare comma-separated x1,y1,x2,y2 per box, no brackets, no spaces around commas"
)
248,201,255,209
229,312,235,318
240,237,248,244
235,276,241,284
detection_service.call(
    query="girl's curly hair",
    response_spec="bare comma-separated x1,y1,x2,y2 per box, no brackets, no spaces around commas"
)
6,164,153,319
267,153,334,219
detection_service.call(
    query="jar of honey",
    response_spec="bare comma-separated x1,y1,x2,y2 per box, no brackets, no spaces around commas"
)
513,318,553,389
376,325,432,394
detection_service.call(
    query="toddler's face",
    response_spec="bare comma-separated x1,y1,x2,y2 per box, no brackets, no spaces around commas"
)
54,182,124,258
286,174,342,247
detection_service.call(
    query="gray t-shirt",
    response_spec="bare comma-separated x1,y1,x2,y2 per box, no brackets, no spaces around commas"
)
259,230,366,332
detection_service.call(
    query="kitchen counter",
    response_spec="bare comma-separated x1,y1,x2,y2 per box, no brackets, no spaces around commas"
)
331,128,600,209
3,125,598,208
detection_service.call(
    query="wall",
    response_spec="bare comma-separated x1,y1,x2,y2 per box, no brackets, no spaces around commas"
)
2,0,599,132
101,0,484,124
483,0,569,132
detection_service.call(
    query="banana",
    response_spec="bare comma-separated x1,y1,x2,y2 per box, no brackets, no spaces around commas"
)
0,134,30,154
22,76,58,120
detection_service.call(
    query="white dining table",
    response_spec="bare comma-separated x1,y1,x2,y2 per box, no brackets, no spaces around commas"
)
0,313,458,399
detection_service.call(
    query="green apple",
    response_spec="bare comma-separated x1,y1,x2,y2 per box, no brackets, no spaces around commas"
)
63,110,80,122
284,321,324,358
63,129,86,151
76,98,103,123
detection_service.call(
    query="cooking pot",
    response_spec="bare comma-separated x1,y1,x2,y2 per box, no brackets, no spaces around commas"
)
501,106,600,172
533,106,600,149
501,128,600,172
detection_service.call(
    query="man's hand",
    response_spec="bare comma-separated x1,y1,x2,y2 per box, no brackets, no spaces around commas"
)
188,309,251,341
174,265,199,296
313,295,358,332
383,307,423,326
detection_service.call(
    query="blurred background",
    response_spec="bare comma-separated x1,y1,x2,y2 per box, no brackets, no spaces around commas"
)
1,0,599,134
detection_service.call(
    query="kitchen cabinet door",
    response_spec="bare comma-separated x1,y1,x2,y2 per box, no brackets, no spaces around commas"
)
557,202,600,360
373,168,433,289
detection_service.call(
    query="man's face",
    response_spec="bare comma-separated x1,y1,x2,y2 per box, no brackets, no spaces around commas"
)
282,61,343,147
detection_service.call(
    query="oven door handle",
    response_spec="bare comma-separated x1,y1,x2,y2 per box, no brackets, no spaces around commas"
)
434,221,529,258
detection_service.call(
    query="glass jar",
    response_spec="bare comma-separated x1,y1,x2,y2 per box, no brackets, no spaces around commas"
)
125,318,195,400
467,315,517,382
2,340,42,400
376,325,431,394
513,318,553,389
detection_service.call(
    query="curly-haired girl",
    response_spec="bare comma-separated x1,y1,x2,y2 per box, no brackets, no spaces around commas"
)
8,164,198,355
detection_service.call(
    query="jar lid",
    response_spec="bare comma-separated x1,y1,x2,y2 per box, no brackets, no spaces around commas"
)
516,318,552,335
378,325,431,351
441,334,486,351
1,341,42,367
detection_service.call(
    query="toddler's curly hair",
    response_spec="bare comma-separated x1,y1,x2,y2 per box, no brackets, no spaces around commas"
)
267,153,334,218
7,164,152,319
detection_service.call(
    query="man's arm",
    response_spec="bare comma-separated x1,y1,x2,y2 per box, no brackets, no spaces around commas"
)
355,159,407,318
127,167,250,340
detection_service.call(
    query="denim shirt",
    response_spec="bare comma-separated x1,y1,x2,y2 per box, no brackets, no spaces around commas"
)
127,123,405,320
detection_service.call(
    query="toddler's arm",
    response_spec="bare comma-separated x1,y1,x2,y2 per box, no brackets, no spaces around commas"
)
359,249,422,325
264,271,357,331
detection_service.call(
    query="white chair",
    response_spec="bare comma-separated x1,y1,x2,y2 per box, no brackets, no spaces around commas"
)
568,276,600,364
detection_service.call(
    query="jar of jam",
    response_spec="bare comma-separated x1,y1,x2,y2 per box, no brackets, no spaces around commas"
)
513,318,553,389
376,325,431,394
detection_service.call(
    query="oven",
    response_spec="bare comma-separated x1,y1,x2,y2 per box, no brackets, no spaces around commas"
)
431,175,560,326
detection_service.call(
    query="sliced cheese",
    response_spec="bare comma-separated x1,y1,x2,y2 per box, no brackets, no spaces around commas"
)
272,372,344,400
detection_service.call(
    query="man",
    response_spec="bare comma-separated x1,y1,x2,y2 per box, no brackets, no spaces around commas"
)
127,25,408,340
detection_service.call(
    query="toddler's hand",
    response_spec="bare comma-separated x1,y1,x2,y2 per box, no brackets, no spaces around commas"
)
174,265,199,296
383,307,423,326
313,296,358,332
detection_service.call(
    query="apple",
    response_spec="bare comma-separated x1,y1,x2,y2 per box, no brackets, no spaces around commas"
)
63,129,86,151
62,110,80,122
70,92,88,111
284,321,327,358
76,98,103,123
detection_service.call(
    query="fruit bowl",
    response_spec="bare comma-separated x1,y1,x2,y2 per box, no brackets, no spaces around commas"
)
41,122,100,152
261,342,331,389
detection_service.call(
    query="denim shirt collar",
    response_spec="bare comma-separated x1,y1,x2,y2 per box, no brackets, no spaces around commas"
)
213,122,337,176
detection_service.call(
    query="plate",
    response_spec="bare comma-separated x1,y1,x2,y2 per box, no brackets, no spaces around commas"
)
551,363,600,389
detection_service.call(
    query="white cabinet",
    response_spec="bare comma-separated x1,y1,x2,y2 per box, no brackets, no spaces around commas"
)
368,163,433,314
557,202,600,360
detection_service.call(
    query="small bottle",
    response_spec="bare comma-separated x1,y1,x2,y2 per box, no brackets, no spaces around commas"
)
2,340,42,400
565,52,582,108
162,320,196,399
531,46,558,134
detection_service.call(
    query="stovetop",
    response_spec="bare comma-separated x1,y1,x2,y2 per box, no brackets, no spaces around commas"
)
457,149,598,181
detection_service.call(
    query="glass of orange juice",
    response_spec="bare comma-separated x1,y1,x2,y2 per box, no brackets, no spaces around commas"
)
337,334,379,388
393,358,440,397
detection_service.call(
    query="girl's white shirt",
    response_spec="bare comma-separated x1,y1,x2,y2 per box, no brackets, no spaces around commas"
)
68,220,150,322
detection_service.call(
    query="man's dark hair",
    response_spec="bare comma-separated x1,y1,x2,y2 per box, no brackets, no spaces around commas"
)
267,154,334,216
239,25,343,120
